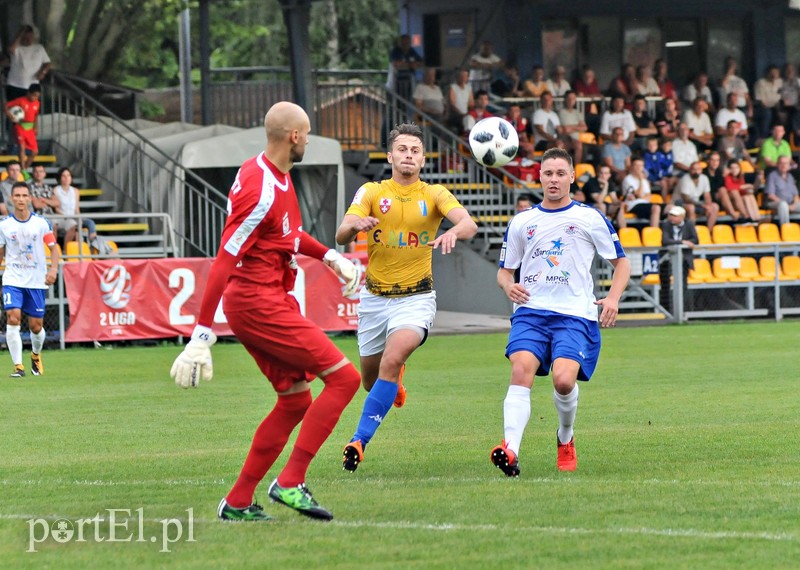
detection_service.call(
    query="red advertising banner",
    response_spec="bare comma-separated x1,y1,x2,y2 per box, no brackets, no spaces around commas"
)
62,255,365,342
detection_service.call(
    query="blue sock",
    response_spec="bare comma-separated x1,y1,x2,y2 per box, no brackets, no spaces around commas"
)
351,379,398,446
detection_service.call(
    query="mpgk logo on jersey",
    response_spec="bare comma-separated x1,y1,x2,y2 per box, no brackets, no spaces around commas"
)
379,198,392,214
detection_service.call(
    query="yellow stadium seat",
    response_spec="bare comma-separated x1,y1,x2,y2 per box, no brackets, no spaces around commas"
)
734,224,759,244
736,257,771,281
641,273,661,285
712,257,748,282
618,227,642,248
689,258,725,284
64,241,92,262
574,163,596,180
649,194,664,204
695,225,712,245
578,132,597,145
782,255,800,279
758,256,789,281
757,223,781,243
739,160,755,174
781,223,800,242
711,225,735,245
641,227,662,247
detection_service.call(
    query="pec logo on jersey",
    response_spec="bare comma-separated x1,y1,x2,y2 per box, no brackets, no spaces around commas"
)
526,225,537,240
563,224,578,235
418,200,428,216
379,198,392,214
282,212,290,236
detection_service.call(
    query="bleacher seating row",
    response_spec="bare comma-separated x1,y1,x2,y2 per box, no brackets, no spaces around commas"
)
618,222,800,248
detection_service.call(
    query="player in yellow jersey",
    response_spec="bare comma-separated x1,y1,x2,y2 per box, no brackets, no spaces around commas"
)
336,123,478,471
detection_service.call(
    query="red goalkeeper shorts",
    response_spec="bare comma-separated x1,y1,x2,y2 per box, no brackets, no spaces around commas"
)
13,125,38,153
223,286,346,393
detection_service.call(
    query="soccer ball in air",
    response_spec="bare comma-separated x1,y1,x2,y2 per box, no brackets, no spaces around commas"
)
8,106,24,123
468,117,519,168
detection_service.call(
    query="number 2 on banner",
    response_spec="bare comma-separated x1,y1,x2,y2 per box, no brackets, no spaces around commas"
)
168,268,226,325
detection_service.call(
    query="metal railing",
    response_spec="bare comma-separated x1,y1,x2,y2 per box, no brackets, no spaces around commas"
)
39,72,229,258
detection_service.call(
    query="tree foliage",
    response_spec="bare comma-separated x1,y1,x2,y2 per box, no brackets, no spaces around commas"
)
36,0,398,88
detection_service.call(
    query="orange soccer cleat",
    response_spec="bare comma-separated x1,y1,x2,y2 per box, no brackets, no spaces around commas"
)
557,437,577,472
490,440,520,477
393,364,407,408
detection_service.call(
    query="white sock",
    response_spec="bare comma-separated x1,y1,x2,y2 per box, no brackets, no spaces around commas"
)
6,325,22,366
503,385,531,455
554,385,580,444
31,328,46,354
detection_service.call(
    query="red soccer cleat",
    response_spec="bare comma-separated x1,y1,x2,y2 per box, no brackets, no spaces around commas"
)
557,437,577,472
490,440,520,477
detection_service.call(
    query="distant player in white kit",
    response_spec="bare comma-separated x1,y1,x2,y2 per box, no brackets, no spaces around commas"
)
0,182,60,377
491,148,630,475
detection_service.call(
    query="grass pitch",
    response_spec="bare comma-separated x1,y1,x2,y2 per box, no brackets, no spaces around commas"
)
1,321,799,568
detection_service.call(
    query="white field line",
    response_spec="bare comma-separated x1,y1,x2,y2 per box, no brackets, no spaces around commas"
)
1,476,799,487
0,513,795,542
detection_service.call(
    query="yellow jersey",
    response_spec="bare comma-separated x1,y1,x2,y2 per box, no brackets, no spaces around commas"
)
347,178,464,296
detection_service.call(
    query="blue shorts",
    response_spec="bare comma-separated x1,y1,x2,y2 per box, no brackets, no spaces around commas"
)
2,285,46,318
505,308,601,381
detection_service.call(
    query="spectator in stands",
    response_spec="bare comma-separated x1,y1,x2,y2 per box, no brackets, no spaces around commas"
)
621,156,661,228
521,65,548,98
387,34,423,102
5,25,50,103
671,123,700,178
463,89,493,135
574,66,602,98
602,127,632,187
607,63,638,107
636,64,660,97
515,194,533,213
682,71,715,112
779,63,799,132
723,160,761,223
491,63,522,98
653,59,677,100
705,151,743,224
5,83,41,169
715,92,749,139
532,91,565,152
447,68,473,134
546,65,571,97
765,155,800,226
655,97,680,141
717,119,754,166
675,160,719,229
759,123,794,175
557,90,587,163
413,67,446,123
28,163,60,232
643,136,674,201
754,65,783,141
469,41,503,93
0,160,26,204
599,94,635,145
506,103,533,159
718,57,752,121
582,164,622,224
659,205,698,313
631,94,658,152
682,97,715,152
54,167,102,250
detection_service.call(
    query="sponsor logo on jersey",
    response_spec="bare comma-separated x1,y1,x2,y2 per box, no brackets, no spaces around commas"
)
418,200,428,216
545,270,570,284
523,271,542,285
563,224,578,235
373,228,430,247
532,238,566,265
379,198,392,214
526,224,537,240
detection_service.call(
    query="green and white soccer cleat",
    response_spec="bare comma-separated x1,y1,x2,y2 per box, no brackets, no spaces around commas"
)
268,479,333,521
217,498,273,521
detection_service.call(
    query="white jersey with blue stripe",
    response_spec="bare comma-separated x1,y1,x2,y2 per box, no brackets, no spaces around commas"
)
498,201,625,321
0,213,53,290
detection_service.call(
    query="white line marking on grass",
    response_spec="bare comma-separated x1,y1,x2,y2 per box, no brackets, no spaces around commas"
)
0,513,795,542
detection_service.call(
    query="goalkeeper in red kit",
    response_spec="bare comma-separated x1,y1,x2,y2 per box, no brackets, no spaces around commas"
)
170,102,362,522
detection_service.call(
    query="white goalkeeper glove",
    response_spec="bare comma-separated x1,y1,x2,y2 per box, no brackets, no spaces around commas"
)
323,249,362,297
170,325,217,389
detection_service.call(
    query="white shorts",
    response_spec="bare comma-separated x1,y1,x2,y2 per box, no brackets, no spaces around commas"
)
357,290,436,356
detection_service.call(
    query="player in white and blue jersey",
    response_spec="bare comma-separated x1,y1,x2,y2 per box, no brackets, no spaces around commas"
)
491,148,630,476
0,182,60,377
